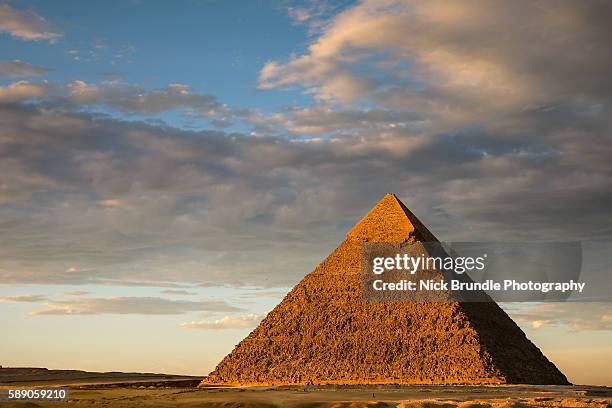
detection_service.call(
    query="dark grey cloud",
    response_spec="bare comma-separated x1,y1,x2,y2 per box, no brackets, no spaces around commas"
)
96,72,128,80
252,0,612,242
0,98,610,289
0,80,224,117
0,0,611,290
65,81,222,115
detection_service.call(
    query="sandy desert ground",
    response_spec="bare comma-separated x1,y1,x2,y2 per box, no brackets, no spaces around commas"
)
1,373,611,408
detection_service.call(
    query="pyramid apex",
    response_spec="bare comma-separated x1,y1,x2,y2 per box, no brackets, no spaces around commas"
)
347,193,438,242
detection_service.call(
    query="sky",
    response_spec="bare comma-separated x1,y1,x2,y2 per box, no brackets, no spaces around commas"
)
0,0,611,385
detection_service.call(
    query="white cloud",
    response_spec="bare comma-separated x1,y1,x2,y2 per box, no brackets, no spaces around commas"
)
287,7,312,24
0,4,61,41
0,295,47,303
161,289,197,296
60,291,90,296
179,314,264,330
0,80,47,103
1,294,241,315
285,1,344,34
509,303,612,332
31,296,240,315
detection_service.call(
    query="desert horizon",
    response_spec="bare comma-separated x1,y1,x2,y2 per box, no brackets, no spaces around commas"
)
2,366,612,407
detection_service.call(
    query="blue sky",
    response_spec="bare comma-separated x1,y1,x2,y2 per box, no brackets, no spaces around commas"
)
1,0,334,120
0,0,611,385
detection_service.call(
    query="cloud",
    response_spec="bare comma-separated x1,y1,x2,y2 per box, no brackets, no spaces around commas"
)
0,80,47,103
0,79,224,117
287,7,312,24
65,266,93,274
0,60,50,79
284,0,347,34
179,314,263,330
243,105,418,136
97,198,129,208
60,291,90,296
261,0,612,111
0,2,611,289
65,81,222,115
0,295,48,303
4,296,242,315
0,96,611,288
0,4,61,41
0,78,228,121
161,289,196,296
509,303,612,332
242,289,288,298
96,72,127,80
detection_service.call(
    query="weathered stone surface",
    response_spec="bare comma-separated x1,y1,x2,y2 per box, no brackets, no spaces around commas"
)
202,194,569,386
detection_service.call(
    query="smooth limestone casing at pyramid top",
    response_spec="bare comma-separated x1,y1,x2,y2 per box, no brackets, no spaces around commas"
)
201,194,569,386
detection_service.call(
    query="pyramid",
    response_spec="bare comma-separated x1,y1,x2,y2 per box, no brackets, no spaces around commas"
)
202,194,569,386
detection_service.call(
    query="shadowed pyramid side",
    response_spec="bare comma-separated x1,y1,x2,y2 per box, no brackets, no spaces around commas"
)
201,194,569,386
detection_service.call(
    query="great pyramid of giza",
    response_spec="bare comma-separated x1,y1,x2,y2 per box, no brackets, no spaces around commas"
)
202,194,569,386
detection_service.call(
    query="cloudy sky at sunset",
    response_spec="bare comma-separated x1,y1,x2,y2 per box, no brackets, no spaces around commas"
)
0,0,611,385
